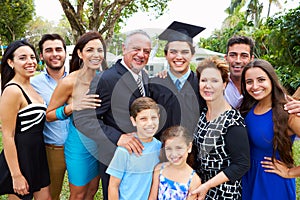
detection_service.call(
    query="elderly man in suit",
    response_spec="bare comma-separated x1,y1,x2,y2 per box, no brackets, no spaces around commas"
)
74,29,152,200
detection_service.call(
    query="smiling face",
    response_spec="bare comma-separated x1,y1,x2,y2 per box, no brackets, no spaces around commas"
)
164,136,191,166
225,43,252,80
199,67,226,102
245,67,272,103
166,41,193,77
41,39,66,71
8,46,37,78
130,108,159,142
122,33,151,74
77,39,104,70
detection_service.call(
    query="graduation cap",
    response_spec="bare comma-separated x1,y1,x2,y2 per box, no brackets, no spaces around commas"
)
158,21,205,43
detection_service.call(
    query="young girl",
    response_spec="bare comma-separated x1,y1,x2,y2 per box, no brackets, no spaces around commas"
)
148,126,201,200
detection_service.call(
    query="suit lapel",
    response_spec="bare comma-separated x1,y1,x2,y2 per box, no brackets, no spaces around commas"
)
115,61,143,98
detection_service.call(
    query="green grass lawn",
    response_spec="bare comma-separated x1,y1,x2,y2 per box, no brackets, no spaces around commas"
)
0,131,300,199
293,139,300,199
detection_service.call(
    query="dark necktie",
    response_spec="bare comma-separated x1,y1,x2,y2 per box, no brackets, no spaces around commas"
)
175,79,181,91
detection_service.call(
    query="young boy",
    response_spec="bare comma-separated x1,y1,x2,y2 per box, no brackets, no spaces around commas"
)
106,97,161,200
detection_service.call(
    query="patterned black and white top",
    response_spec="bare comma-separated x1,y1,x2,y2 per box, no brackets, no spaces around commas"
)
193,109,250,200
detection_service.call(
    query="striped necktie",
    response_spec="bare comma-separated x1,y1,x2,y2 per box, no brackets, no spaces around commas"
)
137,76,145,96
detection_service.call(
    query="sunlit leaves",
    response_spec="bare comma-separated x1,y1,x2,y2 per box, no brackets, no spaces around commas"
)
0,0,34,43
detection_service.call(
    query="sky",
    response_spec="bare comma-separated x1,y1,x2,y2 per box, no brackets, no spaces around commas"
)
34,0,299,39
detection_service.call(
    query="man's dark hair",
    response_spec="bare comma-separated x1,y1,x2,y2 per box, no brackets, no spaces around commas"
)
38,33,66,53
226,35,254,56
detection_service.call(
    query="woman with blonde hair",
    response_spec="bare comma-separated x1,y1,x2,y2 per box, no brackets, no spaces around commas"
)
191,56,250,200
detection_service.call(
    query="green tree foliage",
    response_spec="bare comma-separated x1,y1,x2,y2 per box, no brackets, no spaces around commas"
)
199,19,252,55
264,5,300,67
56,16,73,45
58,0,171,43
25,17,55,50
264,5,300,93
0,0,34,43
200,2,300,94
25,16,73,51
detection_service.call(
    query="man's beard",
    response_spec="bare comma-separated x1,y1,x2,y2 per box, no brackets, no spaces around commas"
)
45,60,65,71
130,64,142,74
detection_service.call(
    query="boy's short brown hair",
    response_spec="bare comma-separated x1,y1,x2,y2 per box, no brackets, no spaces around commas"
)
130,97,159,119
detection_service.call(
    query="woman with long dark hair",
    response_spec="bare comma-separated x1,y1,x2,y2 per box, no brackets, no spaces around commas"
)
240,59,300,199
46,31,105,200
0,40,51,199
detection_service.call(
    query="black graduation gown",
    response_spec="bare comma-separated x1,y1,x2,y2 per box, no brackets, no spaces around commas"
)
149,71,205,139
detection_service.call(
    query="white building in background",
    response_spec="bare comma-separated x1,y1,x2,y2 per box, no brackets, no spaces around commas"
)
65,45,75,73
106,52,118,67
193,46,225,62
144,57,168,77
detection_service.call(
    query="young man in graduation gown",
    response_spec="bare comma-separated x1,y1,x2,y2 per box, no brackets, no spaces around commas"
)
150,21,206,138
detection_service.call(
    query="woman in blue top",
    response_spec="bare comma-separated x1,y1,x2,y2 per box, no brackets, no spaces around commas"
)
240,59,300,200
46,31,105,200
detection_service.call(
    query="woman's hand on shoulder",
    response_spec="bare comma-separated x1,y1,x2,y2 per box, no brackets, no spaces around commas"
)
284,95,300,116
155,70,168,79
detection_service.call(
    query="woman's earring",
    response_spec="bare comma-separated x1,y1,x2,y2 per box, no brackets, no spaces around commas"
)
78,58,82,67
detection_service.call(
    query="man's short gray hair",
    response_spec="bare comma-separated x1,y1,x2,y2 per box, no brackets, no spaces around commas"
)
124,30,151,47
